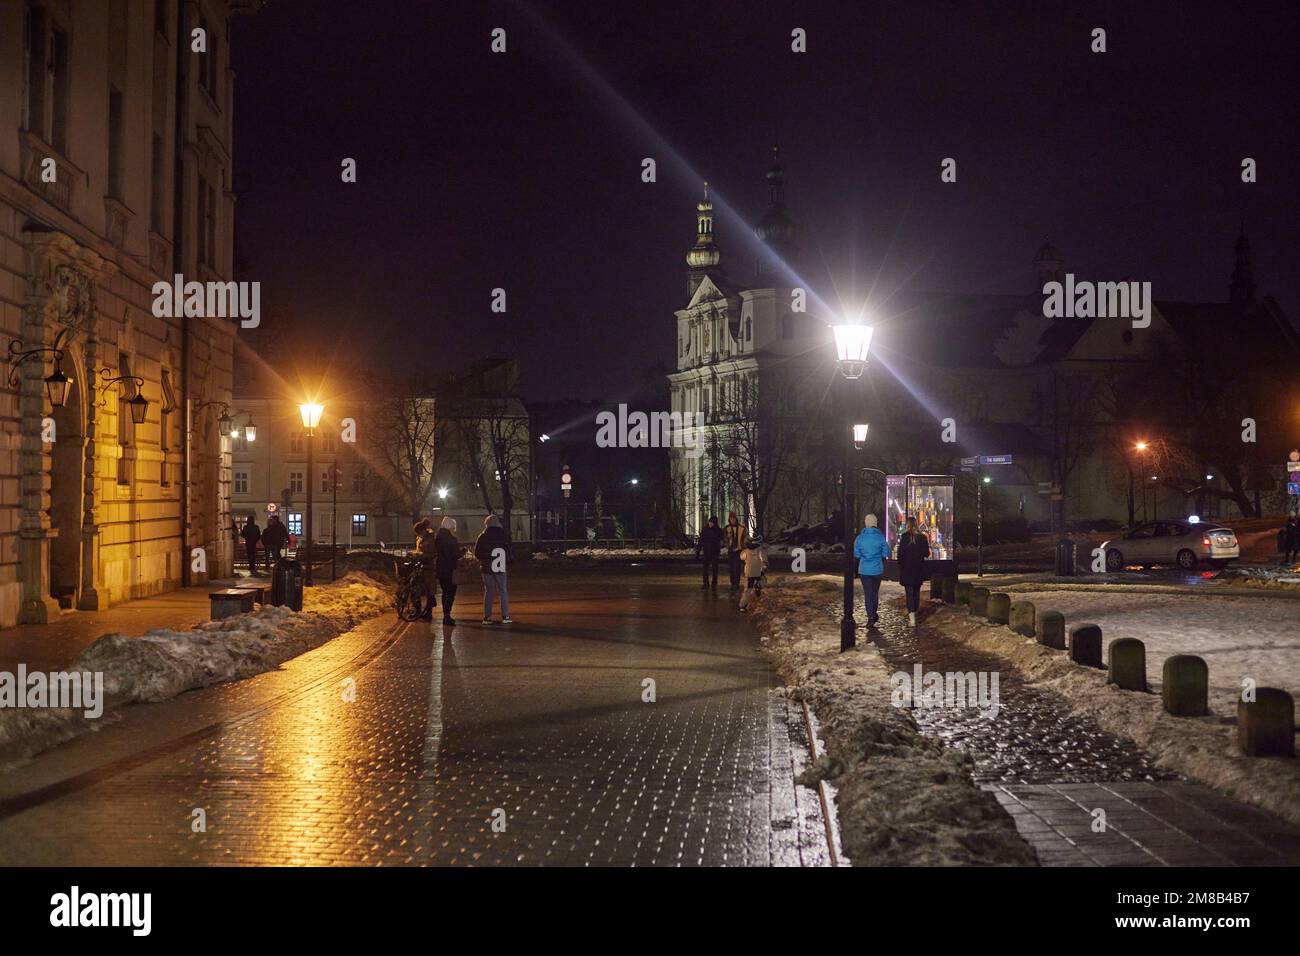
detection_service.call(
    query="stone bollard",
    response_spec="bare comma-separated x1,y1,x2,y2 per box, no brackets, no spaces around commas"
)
1038,611,1066,649
1009,600,1036,637
1069,623,1104,668
930,575,943,600
987,592,1011,625
941,577,956,605
1108,638,1148,691
1162,655,1209,717
970,587,990,617
1237,688,1295,757
956,581,973,606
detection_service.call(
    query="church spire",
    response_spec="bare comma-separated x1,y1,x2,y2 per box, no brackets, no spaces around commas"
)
686,181,723,299
1229,226,1255,307
755,145,798,281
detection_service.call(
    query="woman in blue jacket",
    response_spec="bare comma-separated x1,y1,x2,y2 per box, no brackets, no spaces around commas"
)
853,514,889,626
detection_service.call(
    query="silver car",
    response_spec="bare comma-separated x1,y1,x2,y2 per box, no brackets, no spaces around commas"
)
1102,520,1240,571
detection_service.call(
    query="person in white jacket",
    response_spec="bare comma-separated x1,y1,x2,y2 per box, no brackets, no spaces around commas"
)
738,537,768,610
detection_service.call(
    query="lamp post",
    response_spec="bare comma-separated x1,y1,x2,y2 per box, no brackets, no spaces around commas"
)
832,321,874,652
629,478,639,544
298,401,324,586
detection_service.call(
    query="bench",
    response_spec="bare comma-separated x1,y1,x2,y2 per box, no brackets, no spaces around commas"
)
236,584,266,605
209,588,257,620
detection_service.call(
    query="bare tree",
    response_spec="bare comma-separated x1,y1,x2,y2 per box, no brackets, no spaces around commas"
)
369,380,439,525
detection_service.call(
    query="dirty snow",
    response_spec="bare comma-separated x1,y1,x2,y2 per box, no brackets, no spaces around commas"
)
750,575,1036,866
0,572,389,762
923,591,1300,827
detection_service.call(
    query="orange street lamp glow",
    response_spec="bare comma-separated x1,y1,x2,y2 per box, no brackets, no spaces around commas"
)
298,401,324,435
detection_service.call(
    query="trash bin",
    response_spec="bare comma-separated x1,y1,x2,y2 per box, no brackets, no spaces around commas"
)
271,558,304,611
1054,538,1076,577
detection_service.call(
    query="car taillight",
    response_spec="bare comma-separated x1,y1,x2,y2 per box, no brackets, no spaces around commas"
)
1202,536,1211,546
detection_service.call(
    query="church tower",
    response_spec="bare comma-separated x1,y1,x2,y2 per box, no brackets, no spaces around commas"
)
686,182,724,299
1033,241,1064,290
1229,228,1255,307
754,146,798,281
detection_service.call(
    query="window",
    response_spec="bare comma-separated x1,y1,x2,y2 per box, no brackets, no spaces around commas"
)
289,431,304,453
51,27,69,153
25,6,47,138
234,470,248,495
197,175,217,267
321,433,336,454
351,514,368,536
232,433,247,452
351,467,367,495
289,471,303,494
107,87,125,199
150,134,165,231
320,470,333,493
287,512,302,536
745,317,752,342
154,0,167,36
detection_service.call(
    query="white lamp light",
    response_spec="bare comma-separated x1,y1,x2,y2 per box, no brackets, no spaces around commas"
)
832,322,874,380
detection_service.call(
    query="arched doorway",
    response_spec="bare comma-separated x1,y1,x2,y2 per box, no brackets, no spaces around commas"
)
49,374,84,606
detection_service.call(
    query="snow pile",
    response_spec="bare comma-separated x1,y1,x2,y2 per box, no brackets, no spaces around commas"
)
924,601,1300,827
0,573,390,761
535,547,694,559
750,575,1036,866
1224,564,1300,589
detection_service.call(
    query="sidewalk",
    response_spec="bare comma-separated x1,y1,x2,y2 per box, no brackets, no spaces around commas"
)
0,576,264,673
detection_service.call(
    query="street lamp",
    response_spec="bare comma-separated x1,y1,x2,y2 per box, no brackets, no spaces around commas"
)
629,478,639,543
298,401,324,586
832,319,875,651
438,487,449,500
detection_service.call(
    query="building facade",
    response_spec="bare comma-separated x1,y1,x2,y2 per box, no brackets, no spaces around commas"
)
0,0,254,627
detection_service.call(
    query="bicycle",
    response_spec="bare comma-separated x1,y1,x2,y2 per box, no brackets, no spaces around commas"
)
394,557,434,621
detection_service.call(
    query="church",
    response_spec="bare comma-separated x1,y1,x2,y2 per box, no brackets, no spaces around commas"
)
667,153,1299,543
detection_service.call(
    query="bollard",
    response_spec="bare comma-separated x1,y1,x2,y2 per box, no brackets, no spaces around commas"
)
956,581,973,606
1038,610,1066,649
930,575,943,600
987,592,1011,625
1237,688,1295,757
1069,623,1104,668
970,587,990,617
1009,600,1036,637
942,577,956,605
1108,638,1148,691
1162,655,1208,717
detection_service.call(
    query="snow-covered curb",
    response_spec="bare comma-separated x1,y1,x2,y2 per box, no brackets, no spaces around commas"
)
925,602,1300,827
749,575,1036,866
0,573,390,762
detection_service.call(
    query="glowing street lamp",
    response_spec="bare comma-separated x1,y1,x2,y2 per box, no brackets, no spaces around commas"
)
44,360,71,408
831,323,874,380
438,487,449,500
852,422,869,450
298,400,325,585
243,416,257,442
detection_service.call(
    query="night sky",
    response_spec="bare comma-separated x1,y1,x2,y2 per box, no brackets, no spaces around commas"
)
230,0,1298,400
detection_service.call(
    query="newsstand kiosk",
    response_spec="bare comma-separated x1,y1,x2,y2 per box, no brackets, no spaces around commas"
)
883,474,957,580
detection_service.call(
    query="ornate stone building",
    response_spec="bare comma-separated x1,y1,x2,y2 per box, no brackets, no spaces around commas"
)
0,1,256,627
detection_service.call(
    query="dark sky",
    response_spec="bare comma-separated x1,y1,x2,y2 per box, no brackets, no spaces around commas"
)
231,0,1298,400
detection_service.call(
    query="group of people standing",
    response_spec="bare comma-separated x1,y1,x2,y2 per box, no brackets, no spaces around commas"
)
412,514,513,625
238,514,290,575
854,513,930,627
695,512,768,607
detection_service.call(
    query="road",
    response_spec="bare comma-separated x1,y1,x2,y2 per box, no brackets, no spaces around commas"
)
0,568,830,866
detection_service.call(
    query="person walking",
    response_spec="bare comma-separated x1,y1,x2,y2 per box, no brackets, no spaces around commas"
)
853,513,889,627
738,536,768,611
895,516,931,627
261,514,289,564
474,514,512,625
240,516,262,576
1285,515,1300,565
412,518,439,620
723,511,748,592
435,516,462,624
696,516,723,591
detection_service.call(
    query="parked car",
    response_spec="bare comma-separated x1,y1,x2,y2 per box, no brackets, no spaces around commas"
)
1101,520,1239,571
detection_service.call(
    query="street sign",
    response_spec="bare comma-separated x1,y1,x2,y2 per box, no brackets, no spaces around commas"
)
960,456,978,466
979,454,1013,465
1289,478,1300,496
1287,461,1300,473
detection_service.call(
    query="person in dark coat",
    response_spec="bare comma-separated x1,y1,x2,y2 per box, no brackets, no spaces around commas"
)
1284,515,1300,564
895,516,931,627
261,514,289,564
413,519,439,620
695,516,723,591
240,516,262,575
723,511,748,592
434,517,462,624
474,514,512,624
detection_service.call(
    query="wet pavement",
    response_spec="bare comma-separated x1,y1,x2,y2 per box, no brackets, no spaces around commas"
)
865,585,1300,865
0,569,829,866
